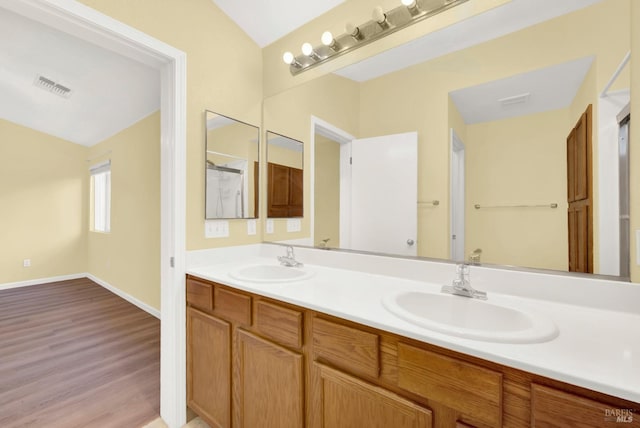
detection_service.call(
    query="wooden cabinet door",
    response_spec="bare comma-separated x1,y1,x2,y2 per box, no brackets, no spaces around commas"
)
313,362,432,428
566,128,576,202
568,203,590,273
289,167,303,217
566,105,592,273
187,307,231,428
235,330,304,428
573,112,589,201
268,162,291,217
532,384,640,427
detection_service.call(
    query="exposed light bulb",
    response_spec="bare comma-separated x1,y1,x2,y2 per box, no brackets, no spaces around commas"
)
345,22,361,39
282,51,295,65
372,6,387,24
301,42,313,56
401,0,417,6
321,31,334,46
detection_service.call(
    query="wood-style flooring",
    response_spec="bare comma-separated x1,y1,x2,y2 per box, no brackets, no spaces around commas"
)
0,278,160,428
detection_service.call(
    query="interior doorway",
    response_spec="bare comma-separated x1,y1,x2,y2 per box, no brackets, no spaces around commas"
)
0,2,188,427
618,105,631,279
450,129,466,262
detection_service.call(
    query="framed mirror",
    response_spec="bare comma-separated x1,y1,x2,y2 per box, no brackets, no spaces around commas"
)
205,110,259,219
262,0,633,279
266,131,303,218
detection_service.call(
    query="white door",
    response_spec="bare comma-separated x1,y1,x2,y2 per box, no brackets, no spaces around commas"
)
349,132,418,256
450,129,465,261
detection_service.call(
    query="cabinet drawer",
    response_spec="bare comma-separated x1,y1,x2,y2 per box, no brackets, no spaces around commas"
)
186,278,213,311
397,343,502,427
312,317,379,378
531,384,640,427
214,287,251,325
254,300,303,349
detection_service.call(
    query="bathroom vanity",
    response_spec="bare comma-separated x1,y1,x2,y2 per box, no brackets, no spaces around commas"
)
185,245,640,428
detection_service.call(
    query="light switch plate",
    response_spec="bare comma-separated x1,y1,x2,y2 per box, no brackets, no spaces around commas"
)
205,220,229,238
287,218,301,232
247,219,257,235
266,219,274,234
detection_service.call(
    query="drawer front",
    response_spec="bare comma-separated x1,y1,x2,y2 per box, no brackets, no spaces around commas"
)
214,287,251,325
254,300,303,349
186,278,213,312
312,317,379,378
531,384,640,427
397,343,502,427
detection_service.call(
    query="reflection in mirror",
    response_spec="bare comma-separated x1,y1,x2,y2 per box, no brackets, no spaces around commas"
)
205,111,259,219
266,131,303,218
264,0,632,279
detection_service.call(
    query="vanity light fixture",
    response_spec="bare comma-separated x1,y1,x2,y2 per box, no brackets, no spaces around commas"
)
345,22,363,40
301,42,322,61
372,6,391,29
282,0,468,75
321,31,340,51
401,0,421,16
282,51,302,68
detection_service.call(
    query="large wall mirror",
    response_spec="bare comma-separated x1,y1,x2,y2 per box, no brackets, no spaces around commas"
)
263,0,633,279
205,110,259,219
266,131,304,218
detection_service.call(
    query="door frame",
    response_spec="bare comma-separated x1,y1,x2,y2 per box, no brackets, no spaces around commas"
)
310,116,355,248
450,128,465,261
0,1,188,426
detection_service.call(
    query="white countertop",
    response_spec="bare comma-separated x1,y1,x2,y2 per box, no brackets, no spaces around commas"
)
186,244,640,403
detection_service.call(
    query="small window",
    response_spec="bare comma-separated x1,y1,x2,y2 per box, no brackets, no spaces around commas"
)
90,160,111,233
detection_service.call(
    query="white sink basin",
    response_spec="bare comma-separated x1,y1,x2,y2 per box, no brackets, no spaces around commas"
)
228,264,314,283
382,291,558,343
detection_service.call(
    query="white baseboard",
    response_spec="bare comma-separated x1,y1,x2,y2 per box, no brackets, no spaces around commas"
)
0,273,86,290
87,274,161,319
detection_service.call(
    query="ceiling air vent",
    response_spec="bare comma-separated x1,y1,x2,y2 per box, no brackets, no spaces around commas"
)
34,75,73,99
498,92,530,107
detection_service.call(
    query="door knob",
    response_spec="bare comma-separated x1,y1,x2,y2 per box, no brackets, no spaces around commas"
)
406,239,415,246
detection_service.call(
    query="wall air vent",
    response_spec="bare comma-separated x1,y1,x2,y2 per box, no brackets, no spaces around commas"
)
498,92,530,107
34,75,73,99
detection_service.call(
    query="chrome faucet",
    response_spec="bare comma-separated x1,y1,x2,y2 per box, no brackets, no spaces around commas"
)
278,246,303,268
441,263,487,299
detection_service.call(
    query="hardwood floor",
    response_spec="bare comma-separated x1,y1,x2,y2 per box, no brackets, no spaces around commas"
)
0,278,160,428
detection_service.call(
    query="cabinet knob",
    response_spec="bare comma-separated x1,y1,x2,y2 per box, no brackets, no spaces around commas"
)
406,239,415,246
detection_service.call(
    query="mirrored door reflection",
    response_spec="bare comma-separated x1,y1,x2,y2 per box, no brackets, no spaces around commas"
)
205,110,259,219
266,131,303,218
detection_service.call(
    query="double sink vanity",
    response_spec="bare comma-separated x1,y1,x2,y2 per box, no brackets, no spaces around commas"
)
185,244,640,428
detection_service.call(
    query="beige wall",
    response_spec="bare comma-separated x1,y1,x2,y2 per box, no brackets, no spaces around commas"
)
87,112,161,310
263,73,360,241
631,2,639,282
314,135,341,248
0,119,88,285
465,109,569,270
78,0,264,251
267,144,303,169
356,0,630,261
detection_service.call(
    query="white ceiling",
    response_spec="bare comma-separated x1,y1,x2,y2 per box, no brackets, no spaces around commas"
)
450,56,594,124
211,0,348,48
0,7,159,147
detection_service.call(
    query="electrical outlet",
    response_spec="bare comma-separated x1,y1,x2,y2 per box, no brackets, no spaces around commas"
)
266,219,274,234
23,259,31,268
287,218,301,232
205,220,230,238
247,219,257,235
